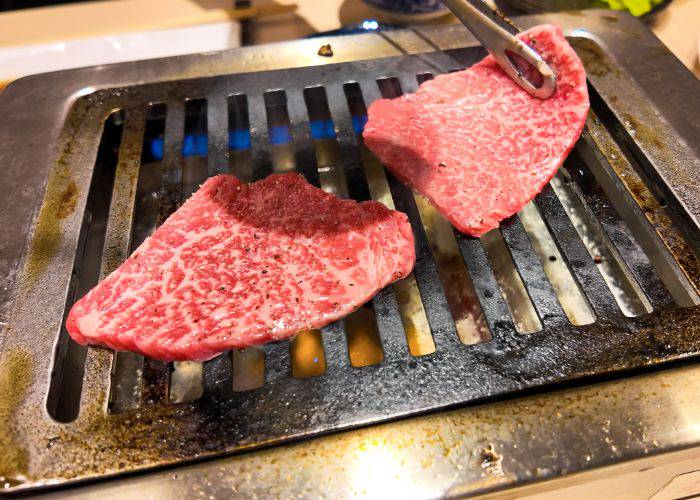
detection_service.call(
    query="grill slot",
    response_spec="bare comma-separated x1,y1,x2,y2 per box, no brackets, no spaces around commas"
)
139,100,187,406
535,186,622,318
47,110,124,422
342,81,434,359
378,75,542,341
227,94,254,181
551,169,652,317
290,331,327,379
170,98,209,404
403,72,491,345
303,85,382,368
564,153,671,309
232,347,264,392
109,104,164,413
264,88,329,379
3,27,700,491
481,229,543,333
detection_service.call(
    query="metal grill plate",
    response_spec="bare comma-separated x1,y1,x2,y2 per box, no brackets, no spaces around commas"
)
0,10,699,494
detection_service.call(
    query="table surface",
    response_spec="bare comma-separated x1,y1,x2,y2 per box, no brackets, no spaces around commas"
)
250,0,700,77
0,0,697,89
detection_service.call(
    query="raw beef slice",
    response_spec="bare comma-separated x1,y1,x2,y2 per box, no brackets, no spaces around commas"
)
363,24,589,236
66,173,415,361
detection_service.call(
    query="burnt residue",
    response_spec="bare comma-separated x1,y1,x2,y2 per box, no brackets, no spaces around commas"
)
585,99,700,294
479,444,504,475
4,303,698,489
0,348,33,487
317,44,334,58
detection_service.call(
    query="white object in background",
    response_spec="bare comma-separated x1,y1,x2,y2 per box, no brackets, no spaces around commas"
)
0,21,241,83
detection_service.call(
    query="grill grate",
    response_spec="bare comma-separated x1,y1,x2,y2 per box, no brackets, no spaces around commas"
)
1,18,700,492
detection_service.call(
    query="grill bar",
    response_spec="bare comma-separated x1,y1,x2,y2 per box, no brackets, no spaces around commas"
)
249,93,273,179
207,94,230,176
535,186,622,319
98,108,148,412
500,215,567,328
203,353,233,396
455,233,517,340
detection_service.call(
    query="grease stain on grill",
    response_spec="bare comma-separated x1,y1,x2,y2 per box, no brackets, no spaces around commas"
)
0,348,33,487
22,168,79,288
21,100,118,289
55,182,79,219
571,38,616,78
620,112,666,151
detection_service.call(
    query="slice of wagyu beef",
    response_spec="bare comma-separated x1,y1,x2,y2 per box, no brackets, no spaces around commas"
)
363,24,589,237
66,173,415,361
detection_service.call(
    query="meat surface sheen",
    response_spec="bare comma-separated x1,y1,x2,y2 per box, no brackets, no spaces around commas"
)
66,173,415,361
363,24,589,236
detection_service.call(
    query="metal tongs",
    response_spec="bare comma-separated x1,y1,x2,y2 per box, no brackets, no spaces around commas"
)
441,0,557,99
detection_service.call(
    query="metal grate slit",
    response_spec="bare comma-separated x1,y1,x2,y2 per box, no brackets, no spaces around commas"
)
350,80,443,357
141,100,188,405
551,168,652,317
480,229,543,333
47,110,125,422
535,185,622,319
376,76,493,347
516,202,595,326
263,88,326,379
227,93,254,181
563,150,673,310
232,348,265,391
109,103,165,412
169,98,210,404
302,85,378,368
341,81,413,360
101,106,148,414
